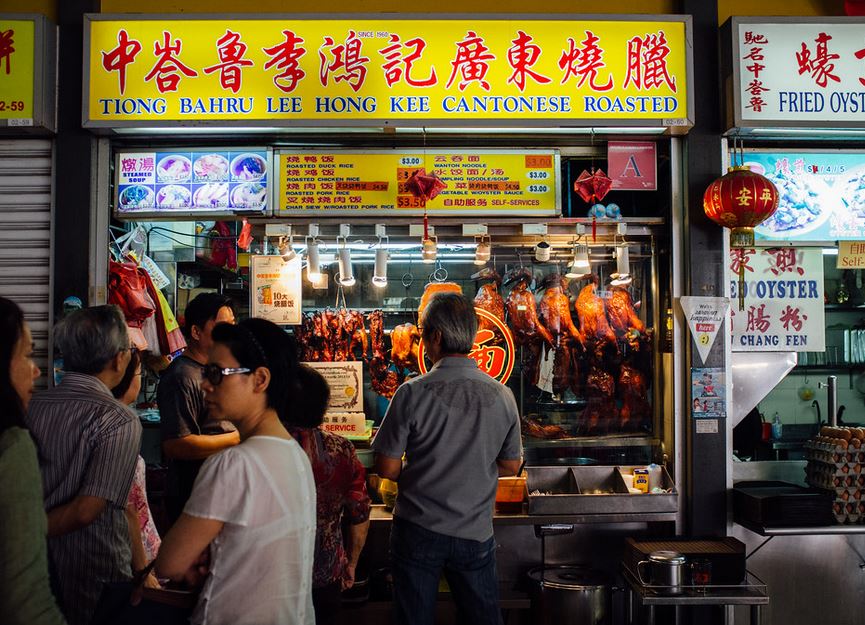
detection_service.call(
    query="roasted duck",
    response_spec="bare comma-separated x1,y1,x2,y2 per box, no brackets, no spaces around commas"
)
505,269,553,347
418,282,462,319
538,274,582,344
521,415,569,440
574,281,617,358
391,323,421,372
474,269,505,333
618,364,651,432
606,287,645,348
367,310,400,398
584,365,616,433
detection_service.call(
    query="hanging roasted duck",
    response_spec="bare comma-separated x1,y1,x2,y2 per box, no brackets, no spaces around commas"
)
606,286,645,350
584,365,616,434
473,268,505,326
367,310,400,398
505,268,553,386
390,323,421,372
418,281,463,319
617,363,651,432
538,274,583,397
574,280,617,359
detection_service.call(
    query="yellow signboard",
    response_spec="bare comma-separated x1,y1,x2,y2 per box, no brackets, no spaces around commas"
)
277,150,559,216
84,15,691,127
0,19,35,122
837,241,865,270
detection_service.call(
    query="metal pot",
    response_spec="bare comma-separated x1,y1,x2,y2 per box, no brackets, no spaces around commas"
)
636,550,687,595
527,566,609,625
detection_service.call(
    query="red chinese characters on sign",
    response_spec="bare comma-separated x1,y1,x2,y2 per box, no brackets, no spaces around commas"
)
120,155,154,174
796,32,841,88
766,248,805,276
0,29,15,75
746,304,771,334
143,31,198,94
779,305,807,332
558,31,613,91
506,30,551,92
729,248,756,276
203,30,254,94
318,30,370,92
446,31,496,91
741,32,768,113
379,34,437,88
623,31,676,92
856,46,865,87
470,329,508,378
262,31,307,93
101,29,142,95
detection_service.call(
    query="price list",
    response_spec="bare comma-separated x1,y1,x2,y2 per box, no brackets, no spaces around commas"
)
277,150,559,216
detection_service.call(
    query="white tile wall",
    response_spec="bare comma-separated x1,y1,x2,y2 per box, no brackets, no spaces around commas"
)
757,369,865,426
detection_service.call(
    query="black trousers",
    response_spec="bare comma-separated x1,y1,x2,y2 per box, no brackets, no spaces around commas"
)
312,581,342,625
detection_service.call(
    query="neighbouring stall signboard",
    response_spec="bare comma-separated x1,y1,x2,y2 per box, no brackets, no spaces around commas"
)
837,241,865,269
607,141,657,190
277,149,559,216
114,148,270,217
743,151,865,243
732,18,865,127
250,255,302,325
729,247,825,352
0,15,55,130
83,15,691,127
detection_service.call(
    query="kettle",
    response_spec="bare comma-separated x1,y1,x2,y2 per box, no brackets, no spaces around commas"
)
636,551,687,595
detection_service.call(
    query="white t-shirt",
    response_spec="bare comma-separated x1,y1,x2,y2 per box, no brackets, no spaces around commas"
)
184,436,316,625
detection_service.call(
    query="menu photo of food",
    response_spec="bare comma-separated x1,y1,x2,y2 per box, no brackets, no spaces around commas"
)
116,149,269,215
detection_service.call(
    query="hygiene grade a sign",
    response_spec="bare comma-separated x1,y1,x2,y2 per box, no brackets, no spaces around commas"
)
84,15,691,127
728,247,825,352
277,149,559,216
732,18,865,127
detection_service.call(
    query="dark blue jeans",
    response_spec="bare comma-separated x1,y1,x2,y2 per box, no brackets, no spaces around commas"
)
389,517,502,625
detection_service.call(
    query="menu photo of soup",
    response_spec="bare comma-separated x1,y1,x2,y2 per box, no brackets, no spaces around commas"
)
115,149,270,215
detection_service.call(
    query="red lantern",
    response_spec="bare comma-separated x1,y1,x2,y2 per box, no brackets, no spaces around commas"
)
703,166,779,309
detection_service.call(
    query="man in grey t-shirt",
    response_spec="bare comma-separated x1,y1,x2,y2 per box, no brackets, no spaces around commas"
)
373,293,521,625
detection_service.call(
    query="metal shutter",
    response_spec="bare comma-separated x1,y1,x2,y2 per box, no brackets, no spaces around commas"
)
0,139,53,389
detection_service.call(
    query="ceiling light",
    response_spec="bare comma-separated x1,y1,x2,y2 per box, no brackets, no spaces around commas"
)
278,235,296,262
372,230,389,288
474,234,491,265
422,236,438,263
535,239,551,263
610,244,630,281
565,242,591,279
306,239,321,283
337,242,355,287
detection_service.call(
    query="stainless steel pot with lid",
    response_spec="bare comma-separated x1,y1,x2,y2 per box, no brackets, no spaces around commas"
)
527,566,609,625
636,550,687,595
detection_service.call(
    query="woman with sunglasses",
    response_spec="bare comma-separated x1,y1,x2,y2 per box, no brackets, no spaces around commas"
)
0,296,67,624
154,318,316,625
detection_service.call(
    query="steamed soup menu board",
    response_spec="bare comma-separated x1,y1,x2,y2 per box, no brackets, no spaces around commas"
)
276,149,560,217
114,149,270,217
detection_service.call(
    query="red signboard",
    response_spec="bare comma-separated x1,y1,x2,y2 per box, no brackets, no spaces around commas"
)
607,141,657,191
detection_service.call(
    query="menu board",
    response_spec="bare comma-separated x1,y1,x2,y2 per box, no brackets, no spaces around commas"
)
114,148,270,218
746,151,865,243
276,150,559,216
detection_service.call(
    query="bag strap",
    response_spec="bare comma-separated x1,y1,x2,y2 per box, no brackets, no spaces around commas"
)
132,560,157,586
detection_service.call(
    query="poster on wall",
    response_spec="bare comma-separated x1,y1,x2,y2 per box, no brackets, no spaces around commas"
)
691,368,726,420
250,255,302,325
114,148,271,218
729,247,825,352
743,151,865,243
277,149,559,216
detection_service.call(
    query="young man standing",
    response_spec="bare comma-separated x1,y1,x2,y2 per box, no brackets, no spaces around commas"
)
158,293,240,523
373,293,522,625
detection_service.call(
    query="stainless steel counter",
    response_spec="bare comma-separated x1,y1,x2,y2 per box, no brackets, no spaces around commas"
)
731,459,807,486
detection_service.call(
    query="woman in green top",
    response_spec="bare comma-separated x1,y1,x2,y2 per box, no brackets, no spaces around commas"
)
0,296,67,625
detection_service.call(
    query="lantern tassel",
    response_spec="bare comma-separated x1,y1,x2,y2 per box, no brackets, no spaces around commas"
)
738,261,746,312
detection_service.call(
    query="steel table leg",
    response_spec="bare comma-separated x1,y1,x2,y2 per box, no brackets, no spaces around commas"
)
751,605,762,625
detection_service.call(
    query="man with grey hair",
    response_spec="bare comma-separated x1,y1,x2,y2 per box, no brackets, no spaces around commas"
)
373,293,522,625
27,305,142,625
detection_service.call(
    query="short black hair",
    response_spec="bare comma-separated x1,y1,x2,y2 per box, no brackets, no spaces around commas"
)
183,293,234,337
211,318,299,422
283,365,330,428
0,296,26,433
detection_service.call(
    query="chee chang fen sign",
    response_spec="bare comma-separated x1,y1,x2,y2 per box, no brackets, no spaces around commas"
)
83,14,691,128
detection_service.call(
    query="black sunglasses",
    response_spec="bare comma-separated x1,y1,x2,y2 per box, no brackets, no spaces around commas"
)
203,364,252,386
